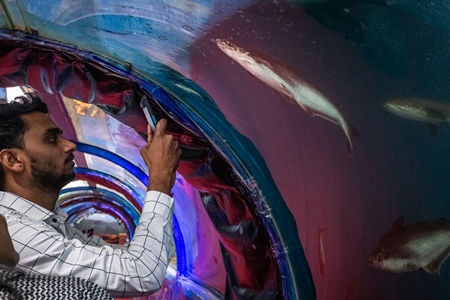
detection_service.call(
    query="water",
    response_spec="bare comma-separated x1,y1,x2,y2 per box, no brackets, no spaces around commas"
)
189,1,450,299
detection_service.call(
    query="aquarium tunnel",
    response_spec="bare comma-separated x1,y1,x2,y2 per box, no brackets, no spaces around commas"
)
1,0,450,299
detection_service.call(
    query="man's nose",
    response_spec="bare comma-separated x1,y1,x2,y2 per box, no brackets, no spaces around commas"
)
63,138,77,152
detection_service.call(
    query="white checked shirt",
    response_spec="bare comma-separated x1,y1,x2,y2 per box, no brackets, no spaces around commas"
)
0,191,175,298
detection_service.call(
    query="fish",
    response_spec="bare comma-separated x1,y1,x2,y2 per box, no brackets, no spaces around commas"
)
216,39,358,156
384,97,450,136
367,216,450,275
384,97,450,124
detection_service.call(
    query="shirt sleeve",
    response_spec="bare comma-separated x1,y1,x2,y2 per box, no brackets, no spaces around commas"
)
7,191,175,298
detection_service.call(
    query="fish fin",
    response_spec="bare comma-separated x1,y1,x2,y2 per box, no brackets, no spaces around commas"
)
305,108,317,117
333,101,340,108
247,71,258,79
303,106,337,121
423,246,450,276
297,103,318,117
391,216,405,229
424,107,447,122
423,263,441,275
428,123,439,138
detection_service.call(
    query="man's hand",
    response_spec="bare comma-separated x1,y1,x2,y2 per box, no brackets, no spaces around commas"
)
140,119,182,195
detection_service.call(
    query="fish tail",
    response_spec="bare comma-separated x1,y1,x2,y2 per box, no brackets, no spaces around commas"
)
344,123,359,157
346,141,353,157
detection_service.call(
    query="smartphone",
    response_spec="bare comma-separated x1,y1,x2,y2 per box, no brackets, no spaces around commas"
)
140,95,157,131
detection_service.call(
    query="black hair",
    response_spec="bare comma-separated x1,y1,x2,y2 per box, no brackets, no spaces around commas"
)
0,93,48,190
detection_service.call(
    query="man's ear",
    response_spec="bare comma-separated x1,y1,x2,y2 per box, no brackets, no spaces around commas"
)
0,149,24,172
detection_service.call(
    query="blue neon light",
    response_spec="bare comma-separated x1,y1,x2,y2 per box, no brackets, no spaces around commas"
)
60,187,141,223
173,215,187,277
74,167,145,207
64,201,134,237
75,142,148,185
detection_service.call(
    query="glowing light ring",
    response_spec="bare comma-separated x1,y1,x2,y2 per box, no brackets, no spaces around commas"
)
74,167,145,208
172,216,188,277
60,187,141,221
60,187,139,237
74,142,148,185
64,200,134,237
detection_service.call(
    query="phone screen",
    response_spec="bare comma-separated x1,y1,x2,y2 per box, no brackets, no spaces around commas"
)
140,96,157,130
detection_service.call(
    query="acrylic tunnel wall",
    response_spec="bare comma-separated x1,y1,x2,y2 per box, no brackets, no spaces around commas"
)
1,1,450,299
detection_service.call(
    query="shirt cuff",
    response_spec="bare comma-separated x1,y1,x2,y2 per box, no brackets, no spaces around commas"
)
141,191,174,217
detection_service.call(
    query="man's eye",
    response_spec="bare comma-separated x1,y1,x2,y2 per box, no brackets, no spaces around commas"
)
48,136,57,143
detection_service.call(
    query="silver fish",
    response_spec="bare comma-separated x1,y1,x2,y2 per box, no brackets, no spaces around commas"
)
216,39,357,156
384,97,450,124
367,216,450,275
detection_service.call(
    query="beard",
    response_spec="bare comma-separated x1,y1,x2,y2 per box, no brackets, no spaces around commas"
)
28,152,75,194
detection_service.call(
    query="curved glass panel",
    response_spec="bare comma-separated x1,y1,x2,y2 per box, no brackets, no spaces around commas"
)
62,97,149,173
13,0,254,74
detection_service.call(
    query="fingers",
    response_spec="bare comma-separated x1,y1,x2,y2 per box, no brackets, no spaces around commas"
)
147,119,167,143
140,118,181,194
154,119,168,136
147,125,153,143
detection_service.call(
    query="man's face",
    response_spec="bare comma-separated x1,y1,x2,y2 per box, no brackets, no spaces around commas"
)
21,112,76,194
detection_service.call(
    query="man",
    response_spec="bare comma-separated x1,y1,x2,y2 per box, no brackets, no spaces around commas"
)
0,93,181,298
0,214,112,299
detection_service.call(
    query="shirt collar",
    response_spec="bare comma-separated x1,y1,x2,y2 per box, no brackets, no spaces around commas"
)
0,191,64,222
